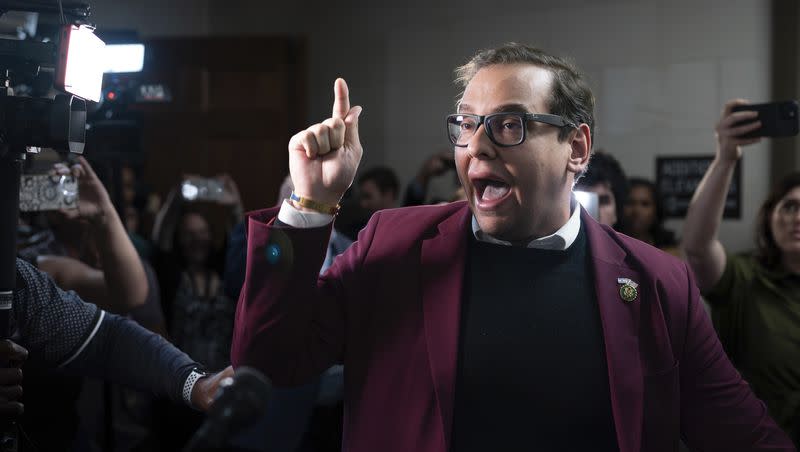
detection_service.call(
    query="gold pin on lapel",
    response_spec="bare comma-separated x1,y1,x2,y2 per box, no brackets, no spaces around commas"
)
617,277,639,302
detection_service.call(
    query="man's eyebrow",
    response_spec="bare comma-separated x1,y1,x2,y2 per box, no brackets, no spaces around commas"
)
493,103,531,113
457,103,533,114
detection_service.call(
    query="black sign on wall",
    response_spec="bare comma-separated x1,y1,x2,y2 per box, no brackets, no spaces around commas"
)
656,156,741,219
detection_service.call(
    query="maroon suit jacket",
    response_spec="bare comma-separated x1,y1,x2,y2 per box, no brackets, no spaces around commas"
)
231,201,794,452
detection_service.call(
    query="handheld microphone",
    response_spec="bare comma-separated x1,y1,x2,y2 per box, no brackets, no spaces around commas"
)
183,366,272,452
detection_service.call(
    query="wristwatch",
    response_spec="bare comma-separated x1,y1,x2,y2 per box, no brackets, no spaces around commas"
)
182,368,209,408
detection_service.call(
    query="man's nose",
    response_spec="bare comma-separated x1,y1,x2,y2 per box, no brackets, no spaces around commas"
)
466,124,497,159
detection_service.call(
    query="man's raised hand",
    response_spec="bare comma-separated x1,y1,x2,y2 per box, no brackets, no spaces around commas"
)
288,78,363,208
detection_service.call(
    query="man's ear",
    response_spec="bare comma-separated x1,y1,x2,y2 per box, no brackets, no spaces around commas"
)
567,124,591,175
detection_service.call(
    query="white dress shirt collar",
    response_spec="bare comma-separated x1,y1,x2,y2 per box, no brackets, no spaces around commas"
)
471,198,581,250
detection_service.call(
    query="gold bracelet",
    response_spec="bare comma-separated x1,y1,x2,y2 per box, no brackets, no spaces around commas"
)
290,192,340,215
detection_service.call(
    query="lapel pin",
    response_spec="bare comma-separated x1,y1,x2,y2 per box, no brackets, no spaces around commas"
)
617,277,639,302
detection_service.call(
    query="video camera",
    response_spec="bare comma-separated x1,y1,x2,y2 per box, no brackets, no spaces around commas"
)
0,0,105,157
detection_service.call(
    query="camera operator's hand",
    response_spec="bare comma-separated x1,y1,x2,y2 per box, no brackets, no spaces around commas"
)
288,78,363,208
0,340,27,420
191,366,235,412
55,157,113,225
715,99,763,163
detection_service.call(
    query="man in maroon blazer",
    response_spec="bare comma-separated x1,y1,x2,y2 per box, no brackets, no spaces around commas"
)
231,44,795,451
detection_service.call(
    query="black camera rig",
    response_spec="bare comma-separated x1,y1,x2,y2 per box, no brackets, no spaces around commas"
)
0,3,95,449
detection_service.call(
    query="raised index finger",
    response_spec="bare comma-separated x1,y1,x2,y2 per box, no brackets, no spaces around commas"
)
332,78,350,120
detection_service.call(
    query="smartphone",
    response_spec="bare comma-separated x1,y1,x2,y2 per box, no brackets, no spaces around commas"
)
54,24,106,102
731,100,799,138
181,177,225,202
19,174,79,212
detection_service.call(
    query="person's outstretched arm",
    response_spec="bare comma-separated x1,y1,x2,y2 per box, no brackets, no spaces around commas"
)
13,258,230,411
681,100,762,292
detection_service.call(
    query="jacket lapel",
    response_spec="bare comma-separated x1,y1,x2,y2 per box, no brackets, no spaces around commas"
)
420,204,471,451
583,209,644,452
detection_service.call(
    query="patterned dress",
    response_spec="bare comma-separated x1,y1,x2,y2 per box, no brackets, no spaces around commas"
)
171,271,235,371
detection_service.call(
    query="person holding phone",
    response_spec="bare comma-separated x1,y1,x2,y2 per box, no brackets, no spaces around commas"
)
682,99,800,446
151,173,244,449
233,45,793,451
403,151,458,206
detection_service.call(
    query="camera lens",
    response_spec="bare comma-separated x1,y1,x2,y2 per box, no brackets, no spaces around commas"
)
780,103,797,119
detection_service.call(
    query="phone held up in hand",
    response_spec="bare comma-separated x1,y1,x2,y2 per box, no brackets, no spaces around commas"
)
181,177,225,202
19,174,79,212
731,100,799,138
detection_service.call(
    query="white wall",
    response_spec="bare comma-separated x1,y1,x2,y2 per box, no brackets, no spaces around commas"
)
89,0,771,252
90,0,211,36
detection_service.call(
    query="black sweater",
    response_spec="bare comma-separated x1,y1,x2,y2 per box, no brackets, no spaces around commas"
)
451,225,619,451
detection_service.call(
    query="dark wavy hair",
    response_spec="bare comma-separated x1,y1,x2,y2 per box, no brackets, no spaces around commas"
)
755,172,800,269
575,150,628,230
626,178,676,248
455,42,595,143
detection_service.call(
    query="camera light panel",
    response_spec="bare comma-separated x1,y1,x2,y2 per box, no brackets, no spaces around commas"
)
58,25,105,102
103,44,145,73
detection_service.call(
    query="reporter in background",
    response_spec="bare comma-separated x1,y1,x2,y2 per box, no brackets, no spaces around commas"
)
623,178,680,256
574,150,628,230
20,157,149,315
151,174,242,370
151,174,243,449
357,166,399,214
682,99,800,445
403,151,456,206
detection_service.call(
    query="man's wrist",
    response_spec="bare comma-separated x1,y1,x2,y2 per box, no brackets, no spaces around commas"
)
289,192,340,215
183,368,208,409
292,185,343,208
713,153,739,168
278,199,334,228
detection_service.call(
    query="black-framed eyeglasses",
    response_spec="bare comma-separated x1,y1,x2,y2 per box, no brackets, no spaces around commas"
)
446,112,577,147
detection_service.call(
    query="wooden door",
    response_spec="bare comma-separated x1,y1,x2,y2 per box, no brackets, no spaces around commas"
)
136,36,306,211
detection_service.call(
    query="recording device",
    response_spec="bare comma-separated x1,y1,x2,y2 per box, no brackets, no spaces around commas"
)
181,177,225,202
0,4,102,449
0,2,104,155
18,173,77,211
731,100,799,138
54,22,104,102
102,43,144,73
184,367,272,452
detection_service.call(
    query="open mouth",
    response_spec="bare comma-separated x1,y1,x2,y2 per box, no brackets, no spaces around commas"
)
473,178,511,206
